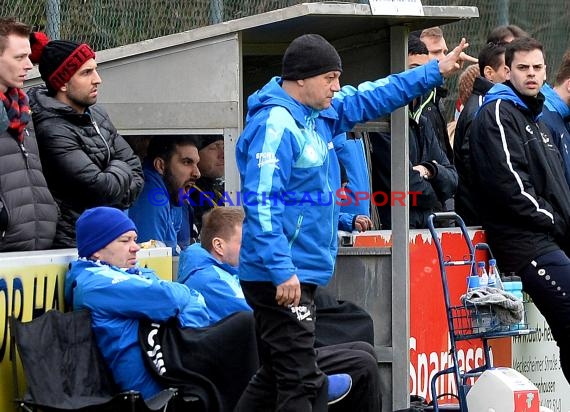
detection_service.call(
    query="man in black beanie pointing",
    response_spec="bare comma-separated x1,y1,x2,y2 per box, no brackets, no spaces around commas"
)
235,33,468,411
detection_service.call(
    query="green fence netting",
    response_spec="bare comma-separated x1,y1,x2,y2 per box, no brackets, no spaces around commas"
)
3,0,570,119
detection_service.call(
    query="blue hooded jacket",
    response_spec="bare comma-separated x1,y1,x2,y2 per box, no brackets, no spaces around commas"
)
335,134,370,216
178,243,251,323
541,83,570,188
129,164,190,255
236,61,443,286
65,259,210,399
479,82,532,113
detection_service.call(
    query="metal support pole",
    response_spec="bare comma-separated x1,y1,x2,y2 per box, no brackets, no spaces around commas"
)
210,0,224,25
45,0,61,40
498,0,509,25
390,25,411,412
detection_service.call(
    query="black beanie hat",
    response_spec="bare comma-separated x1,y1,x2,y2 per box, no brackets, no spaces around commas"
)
196,135,224,151
36,40,96,92
281,34,342,80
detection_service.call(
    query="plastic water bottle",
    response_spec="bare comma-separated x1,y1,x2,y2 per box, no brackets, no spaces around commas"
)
466,270,482,332
488,259,500,288
477,261,489,288
467,273,480,291
473,262,490,332
502,273,525,329
502,274,523,300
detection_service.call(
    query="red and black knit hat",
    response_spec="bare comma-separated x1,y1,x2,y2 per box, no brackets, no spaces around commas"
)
29,32,95,92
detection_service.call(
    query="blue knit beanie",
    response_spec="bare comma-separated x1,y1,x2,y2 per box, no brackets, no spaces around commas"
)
76,207,137,258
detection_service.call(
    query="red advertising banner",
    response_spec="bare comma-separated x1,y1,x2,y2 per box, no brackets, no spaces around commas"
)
355,229,511,403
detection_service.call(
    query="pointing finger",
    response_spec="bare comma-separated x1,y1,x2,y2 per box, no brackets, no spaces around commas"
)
451,38,469,58
459,51,478,64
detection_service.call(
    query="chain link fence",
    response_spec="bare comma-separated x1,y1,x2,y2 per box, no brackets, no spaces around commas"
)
3,0,570,116
1,0,363,49
421,0,570,117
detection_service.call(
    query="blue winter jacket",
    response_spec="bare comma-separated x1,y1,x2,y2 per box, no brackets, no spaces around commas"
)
178,243,251,323
541,83,570,188
236,61,444,286
65,259,210,399
129,164,190,255
338,213,357,232
335,134,371,216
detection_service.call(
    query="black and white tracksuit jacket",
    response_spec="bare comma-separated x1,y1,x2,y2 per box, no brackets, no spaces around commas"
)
470,81,570,273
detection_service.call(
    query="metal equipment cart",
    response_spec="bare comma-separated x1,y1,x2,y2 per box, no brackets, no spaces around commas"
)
426,212,534,411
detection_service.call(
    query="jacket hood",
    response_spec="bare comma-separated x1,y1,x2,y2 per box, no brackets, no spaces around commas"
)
65,259,159,304
481,81,545,121
27,85,82,124
472,76,494,96
64,259,98,305
142,164,179,206
482,82,525,108
64,259,84,304
177,242,237,284
543,83,570,119
246,76,338,127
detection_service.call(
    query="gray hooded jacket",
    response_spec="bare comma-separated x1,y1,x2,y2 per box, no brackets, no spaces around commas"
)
0,105,58,251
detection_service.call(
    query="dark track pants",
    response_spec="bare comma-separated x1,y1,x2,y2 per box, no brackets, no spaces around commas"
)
318,341,381,412
519,249,570,383
236,281,326,412
235,281,381,412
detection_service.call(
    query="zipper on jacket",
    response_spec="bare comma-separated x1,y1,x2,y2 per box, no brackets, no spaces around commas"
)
92,119,111,164
0,195,8,241
411,89,436,123
325,153,336,268
19,139,30,169
288,213,304,248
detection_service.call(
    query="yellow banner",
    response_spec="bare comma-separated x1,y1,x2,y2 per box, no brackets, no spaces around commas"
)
0,248,172,412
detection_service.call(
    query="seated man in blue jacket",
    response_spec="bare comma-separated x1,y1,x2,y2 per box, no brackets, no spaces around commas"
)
129,135,200,255
65,206,258,411
178,207,380,411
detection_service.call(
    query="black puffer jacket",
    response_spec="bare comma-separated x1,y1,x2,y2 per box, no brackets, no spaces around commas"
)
28,86,144,248
0,115,58,251
371,115,458,229
453,76,494,226
413,87,453,163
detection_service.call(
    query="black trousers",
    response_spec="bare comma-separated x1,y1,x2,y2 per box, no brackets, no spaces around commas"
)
235,340,381,412
236,282,381,412
139,311,259,412
236,281,326,412
519,249,570,383
317,341,381,412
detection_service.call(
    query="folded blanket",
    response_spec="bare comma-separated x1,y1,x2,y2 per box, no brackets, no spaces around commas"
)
461,287,524,325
